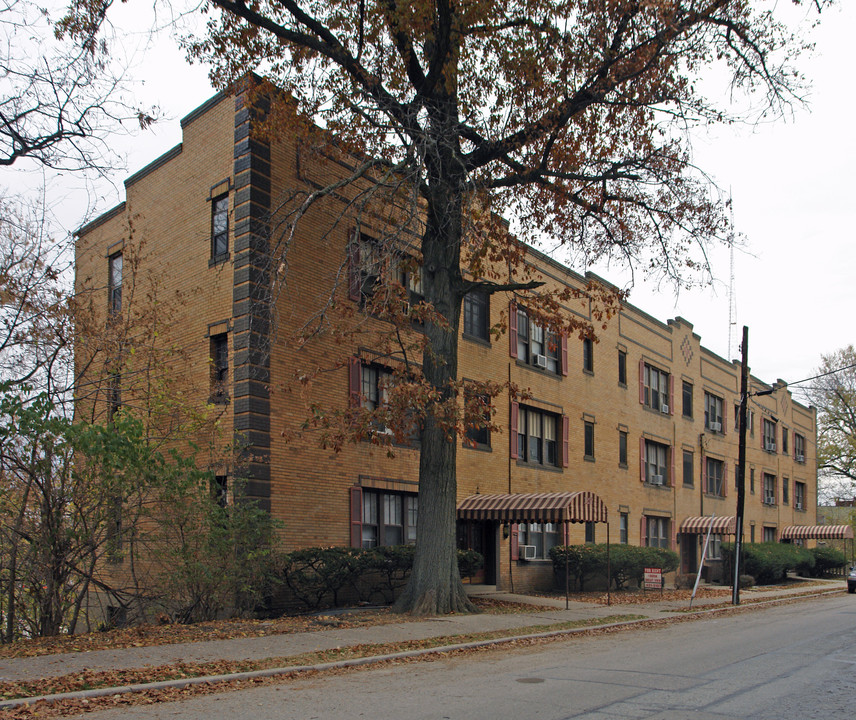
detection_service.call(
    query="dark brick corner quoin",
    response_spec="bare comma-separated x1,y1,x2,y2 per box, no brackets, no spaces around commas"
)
231,90,273,512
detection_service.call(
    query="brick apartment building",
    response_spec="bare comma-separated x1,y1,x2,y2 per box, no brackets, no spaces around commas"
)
75,86,823,592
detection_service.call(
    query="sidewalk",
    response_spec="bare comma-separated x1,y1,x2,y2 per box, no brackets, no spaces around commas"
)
0,577,842,686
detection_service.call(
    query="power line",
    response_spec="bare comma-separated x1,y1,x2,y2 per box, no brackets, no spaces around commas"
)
778,362,856,390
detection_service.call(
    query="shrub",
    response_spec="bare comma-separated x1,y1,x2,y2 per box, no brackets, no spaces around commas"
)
810,546,847,576
674,573,695,590
722,542,814,585
739,574,755,589
550,544,678,591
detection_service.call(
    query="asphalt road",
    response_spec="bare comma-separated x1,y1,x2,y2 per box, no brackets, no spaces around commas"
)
69,594,856,720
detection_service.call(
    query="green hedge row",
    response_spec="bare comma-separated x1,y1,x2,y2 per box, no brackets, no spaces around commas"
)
549,544,679,591
721,543,847,585
278,546,484,610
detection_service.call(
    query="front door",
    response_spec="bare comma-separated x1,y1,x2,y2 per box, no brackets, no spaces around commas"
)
456,520,496,584
681,533,698,574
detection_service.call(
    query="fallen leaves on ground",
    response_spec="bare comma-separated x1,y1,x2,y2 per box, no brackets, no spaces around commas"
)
0,596,543,661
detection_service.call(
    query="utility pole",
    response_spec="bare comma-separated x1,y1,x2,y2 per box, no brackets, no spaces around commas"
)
732,326,749,605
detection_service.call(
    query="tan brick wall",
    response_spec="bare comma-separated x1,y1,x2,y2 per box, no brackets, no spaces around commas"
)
76,89,819,591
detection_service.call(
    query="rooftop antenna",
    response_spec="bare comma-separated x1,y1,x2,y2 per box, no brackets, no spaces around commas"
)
727,190,737,361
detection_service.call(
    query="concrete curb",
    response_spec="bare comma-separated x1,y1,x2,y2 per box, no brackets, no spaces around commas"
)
0,588,843,712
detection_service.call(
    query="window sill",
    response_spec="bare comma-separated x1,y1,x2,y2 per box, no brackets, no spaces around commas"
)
463,441,492,453
618,381,627,389
682,414,693,421
462,332,491,348
646,482,673,490
209,395,230,405
209,252,230,267
515,460,563,473
515,359,562,379
583,368,594,376
619,462,628,470
795,506,807,512
703,492,726,500
584,455,595,463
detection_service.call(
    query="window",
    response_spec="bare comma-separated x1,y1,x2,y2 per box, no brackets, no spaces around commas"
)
211,475,228,508
750,524,756,543
781,428,789,455
707,533,723,560
584,420,595,460
782,477,789,505
585,521,595,543
211,194,229,259
515,406,562,467
683,450,694,486
645,516,669,549
582,338,593,373
734,404,740,432
763,473,776,505
644,440,669,486
618,350,627,386
749,409,755,436
704,392,723,432
750,467,755,495
106,495,123,563
762,419,777,453
618,430,628,467
361,490,417,548
463,290,490,341
361,364,390,412
682,381,693,418
794,433,806,462
108,251,123,315
619,513,628,544
794,481,806,510
512,305,563,375
464,388,490,448
705,457,724,497
518,522,559,560
642,363,670,413
210,333,229,403
762,526,776,543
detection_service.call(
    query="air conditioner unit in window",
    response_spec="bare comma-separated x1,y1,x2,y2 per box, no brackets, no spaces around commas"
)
650,475,664,486
765,442,776,452
796,454,805,462
533,354,547,369
709,421,722,432
661,404,669,414
519,544,537,560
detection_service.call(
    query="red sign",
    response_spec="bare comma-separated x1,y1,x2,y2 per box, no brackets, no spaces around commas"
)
643,567,662,590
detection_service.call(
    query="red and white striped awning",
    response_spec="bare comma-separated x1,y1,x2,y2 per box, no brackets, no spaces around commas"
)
456,491,608,524
780,525,854,540
679,516,737,534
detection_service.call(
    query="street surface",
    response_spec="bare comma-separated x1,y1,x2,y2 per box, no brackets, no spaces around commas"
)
70,594,856,720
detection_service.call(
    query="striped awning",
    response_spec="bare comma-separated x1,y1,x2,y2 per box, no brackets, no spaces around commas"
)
456,491,608,524
680,516,737,534
780,525,854,540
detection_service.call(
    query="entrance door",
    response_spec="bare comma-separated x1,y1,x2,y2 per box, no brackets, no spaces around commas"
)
456,520,497,584
681,533,698,574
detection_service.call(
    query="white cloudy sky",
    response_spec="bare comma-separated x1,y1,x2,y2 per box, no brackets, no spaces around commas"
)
12,1,854,394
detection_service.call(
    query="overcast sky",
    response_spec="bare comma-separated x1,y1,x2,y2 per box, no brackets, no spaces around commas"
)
14,1,854,397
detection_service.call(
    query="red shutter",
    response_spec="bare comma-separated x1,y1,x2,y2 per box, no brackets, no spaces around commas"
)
510,523,519,560
638,359,645,404
639,436,646,483
640,516,648,547
560,333,568,376
562,414,569,467
349,486,363,548
348,356,362,407
722,463,728,497
348,230,361,302
669,375,675,414
510,401,519,459
722,402,727,435
670,522,676,551
509,301,518,358
670,445,675,487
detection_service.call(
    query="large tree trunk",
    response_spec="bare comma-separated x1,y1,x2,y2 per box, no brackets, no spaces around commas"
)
393,94,477,613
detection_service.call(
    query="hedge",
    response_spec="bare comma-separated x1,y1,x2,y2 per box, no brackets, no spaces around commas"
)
720,542,823,584
549,544,678,591
279,546,484,610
